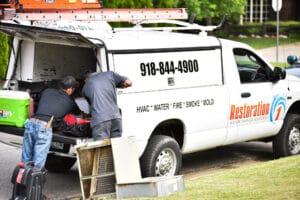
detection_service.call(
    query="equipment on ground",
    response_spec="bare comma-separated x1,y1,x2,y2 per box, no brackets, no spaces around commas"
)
10,162,47,200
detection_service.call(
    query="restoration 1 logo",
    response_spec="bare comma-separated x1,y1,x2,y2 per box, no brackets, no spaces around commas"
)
269,95,286,123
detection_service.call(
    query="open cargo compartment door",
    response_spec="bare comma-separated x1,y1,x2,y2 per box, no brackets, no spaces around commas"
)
0,21,104,82
0,21,100,48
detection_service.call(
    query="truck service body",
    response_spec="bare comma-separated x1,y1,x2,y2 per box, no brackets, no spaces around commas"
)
0,18,300,177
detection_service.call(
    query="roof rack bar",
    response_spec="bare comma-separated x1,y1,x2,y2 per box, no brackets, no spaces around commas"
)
114,16,227,35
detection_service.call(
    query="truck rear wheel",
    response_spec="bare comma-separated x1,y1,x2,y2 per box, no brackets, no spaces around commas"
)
45,153,77,173
273,113,300,158
140,135,181,177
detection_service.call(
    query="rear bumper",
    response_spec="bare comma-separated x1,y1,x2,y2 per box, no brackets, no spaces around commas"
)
0,125,86,145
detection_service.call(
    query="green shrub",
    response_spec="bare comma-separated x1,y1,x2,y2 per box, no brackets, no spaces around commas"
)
217,21,300,37
0,33,11,80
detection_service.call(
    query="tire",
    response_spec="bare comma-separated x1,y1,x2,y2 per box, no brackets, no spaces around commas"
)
273,113,300,158
45,153,77,173
140,135,182,177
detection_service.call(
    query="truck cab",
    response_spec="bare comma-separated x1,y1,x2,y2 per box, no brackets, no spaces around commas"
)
0,17,299,177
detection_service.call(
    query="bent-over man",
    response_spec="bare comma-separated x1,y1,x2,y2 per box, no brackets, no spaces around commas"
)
82,71,132,141
21,76,80,168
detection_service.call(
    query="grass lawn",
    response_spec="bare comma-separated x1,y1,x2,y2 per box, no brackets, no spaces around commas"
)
270,62,288,67
138,155,300,200
230,35,300,50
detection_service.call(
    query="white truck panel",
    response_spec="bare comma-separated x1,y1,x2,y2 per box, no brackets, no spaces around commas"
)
15,40,35,82
118,85,229,155
105,31,220,50
113,49,222,93
33,43,96,81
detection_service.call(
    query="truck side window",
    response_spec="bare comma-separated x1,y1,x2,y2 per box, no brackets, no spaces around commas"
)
233,48,272,84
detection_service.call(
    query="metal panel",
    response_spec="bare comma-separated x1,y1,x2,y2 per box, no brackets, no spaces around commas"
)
33,42,96,81
75,138,185,199
91,146,115,196
0,22,97,48
111,136,142,184
75,140,116,200
116,176,185,198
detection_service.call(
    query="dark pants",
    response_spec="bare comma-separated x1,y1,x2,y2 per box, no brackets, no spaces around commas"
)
92,118,122,141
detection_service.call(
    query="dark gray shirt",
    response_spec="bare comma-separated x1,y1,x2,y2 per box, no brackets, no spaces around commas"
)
82,71,127,127
33,88,80,127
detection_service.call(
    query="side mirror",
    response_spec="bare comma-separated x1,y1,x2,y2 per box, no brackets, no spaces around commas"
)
287,55,297,65
272,67,286,83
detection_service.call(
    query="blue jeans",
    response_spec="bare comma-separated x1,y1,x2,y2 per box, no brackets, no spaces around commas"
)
21,119,52,168
92,118,122,141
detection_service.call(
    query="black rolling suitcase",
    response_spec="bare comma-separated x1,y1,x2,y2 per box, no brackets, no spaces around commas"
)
10,162,47,200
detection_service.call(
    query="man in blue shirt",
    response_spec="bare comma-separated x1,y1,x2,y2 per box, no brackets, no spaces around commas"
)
21,76,80,168
82,71,132,141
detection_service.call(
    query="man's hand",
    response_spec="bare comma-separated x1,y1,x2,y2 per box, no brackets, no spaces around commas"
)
121,79,132,88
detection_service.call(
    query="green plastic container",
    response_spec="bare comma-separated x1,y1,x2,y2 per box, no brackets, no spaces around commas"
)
0,90,30,128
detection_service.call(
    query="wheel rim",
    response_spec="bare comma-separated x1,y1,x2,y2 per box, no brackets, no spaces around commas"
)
155,148,177,176
289,127,300,154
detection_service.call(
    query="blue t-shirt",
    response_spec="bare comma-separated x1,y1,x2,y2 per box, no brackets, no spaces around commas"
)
82,71,127,127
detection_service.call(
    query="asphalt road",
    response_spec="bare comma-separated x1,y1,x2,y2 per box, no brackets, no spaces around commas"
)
0,133,274,200
0,133,82,200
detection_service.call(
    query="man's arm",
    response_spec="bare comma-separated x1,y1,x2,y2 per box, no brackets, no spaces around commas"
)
113,71,132,88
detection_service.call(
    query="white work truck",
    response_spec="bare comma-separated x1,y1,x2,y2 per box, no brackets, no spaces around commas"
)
0,18,299,177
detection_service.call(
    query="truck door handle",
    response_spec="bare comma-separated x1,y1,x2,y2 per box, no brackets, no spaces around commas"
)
241,92,251,98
